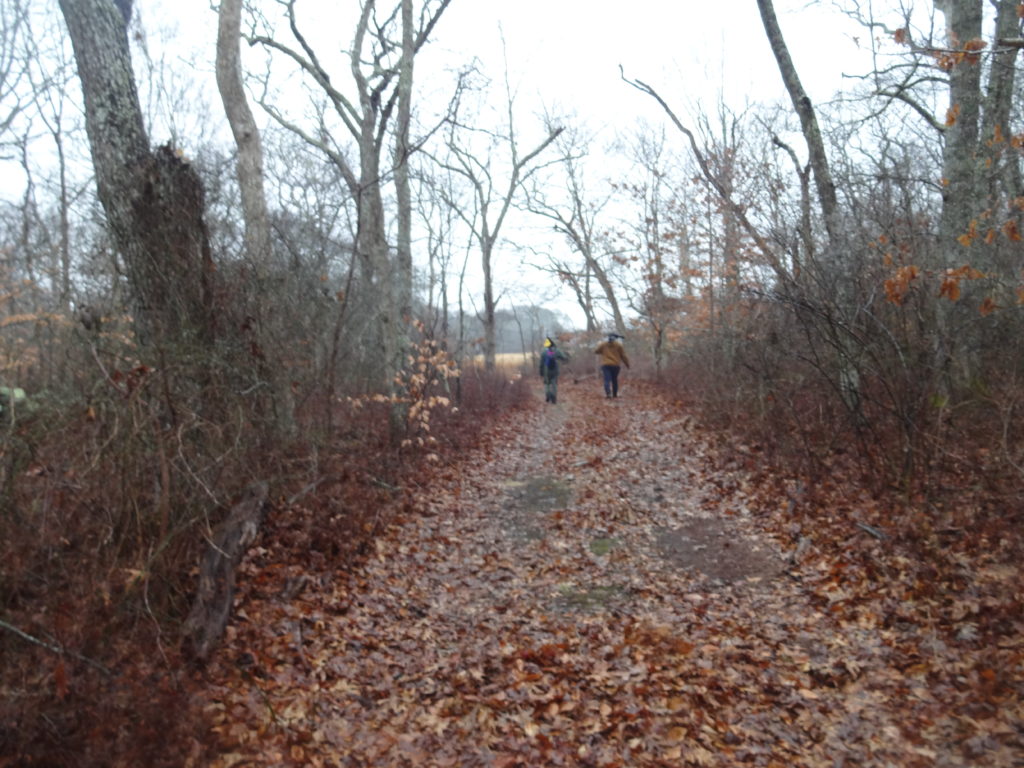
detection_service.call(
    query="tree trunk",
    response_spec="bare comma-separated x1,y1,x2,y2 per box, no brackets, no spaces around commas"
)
388,0,415,434
216,0,271,268
937,0,984,252
59,0,215,349
482,237,497,370
394,0,414,332
981,0,1021,209
755,0,840,247
216,0,295,438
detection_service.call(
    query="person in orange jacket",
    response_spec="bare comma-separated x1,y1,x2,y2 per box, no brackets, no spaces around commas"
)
594,333,630,398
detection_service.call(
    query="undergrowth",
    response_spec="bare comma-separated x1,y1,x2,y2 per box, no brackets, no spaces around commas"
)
0,351,528,767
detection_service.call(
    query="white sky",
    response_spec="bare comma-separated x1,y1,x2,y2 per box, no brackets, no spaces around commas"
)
425,0,867,126
147,0,869,139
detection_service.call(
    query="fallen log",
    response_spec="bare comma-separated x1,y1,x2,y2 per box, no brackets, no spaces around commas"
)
184,482,269,661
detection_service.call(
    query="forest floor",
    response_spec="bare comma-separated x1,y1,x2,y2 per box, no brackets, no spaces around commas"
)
193,378,1022,768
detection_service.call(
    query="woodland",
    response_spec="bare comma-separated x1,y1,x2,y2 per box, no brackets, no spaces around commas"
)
0,0,1022,766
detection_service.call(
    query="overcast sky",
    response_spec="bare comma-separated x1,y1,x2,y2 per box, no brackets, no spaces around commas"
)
147,0,872,137
427,0,868,125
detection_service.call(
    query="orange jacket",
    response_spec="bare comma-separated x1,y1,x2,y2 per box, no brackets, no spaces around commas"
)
594,340,629,368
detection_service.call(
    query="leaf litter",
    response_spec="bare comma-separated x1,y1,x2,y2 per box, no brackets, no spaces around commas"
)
198,381,1023,767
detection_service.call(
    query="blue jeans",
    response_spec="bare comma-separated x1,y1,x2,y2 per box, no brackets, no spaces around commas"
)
601,365,621,397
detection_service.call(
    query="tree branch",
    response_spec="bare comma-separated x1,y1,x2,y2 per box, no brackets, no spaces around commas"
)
0,617,112,675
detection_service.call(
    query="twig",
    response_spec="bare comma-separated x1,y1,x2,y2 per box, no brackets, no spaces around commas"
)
855,521,887,540
371,477,400,492
88,341,127,398
0,618,113,676
287,477,324,505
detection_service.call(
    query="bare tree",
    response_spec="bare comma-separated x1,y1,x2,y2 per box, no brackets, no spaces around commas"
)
843,0,1022,264
216,0,270,269
247,0,451,389
526,127,625,336
0,0,29,159
216,0,300,438
756,0,840,248
437,71,563,370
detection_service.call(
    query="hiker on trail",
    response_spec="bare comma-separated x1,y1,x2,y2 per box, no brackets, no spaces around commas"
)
594,333,630,398
539,337,569,404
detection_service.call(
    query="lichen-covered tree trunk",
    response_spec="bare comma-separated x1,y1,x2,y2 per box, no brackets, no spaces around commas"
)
59,0,215,349
936,0,984,252
981,0,1021,214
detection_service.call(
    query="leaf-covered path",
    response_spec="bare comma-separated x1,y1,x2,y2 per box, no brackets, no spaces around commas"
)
199,381,1021,767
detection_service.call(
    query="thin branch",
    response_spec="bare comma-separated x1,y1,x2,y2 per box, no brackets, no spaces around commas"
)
0,618,113,676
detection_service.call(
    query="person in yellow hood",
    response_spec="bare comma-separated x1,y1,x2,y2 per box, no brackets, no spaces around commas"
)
594,333,630,398
539,337,569,404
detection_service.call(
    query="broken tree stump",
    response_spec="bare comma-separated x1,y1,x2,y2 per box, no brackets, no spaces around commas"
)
184,482,269,661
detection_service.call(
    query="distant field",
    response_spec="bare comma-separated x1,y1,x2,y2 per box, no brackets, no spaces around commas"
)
471,352,532,368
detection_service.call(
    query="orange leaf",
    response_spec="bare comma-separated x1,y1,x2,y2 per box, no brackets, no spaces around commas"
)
979,297,998,316
666,725,688,742
939,278,961,302
54,660,68,701
894,28,908,45
1003,220,1022,242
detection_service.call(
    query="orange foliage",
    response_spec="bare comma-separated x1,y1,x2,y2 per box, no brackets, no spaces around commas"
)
957,218,978,247
884,264,919,305
939,275,961,301
939,265,986,302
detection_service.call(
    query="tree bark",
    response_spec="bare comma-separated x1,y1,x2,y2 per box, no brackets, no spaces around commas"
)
936,0,984,250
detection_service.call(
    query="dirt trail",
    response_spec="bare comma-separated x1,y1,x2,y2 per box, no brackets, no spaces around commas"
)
199,380,936,767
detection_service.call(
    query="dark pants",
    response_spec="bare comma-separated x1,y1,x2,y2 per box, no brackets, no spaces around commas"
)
601,365,621,397
543,374,559,403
